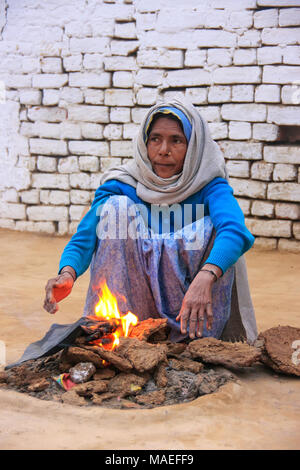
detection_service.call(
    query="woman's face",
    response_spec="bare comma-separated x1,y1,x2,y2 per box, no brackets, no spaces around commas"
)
146,117,188,178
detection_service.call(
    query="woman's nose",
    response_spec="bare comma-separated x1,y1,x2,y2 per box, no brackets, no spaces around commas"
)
158,139,170,155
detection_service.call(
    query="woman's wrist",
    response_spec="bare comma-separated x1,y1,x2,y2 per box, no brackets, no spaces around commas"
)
60,266,77,283
200,264,222,282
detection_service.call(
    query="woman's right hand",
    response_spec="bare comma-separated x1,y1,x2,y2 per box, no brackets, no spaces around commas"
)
43,271,75,314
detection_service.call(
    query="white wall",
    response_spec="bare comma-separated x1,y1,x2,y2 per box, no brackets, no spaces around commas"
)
0,0,300,250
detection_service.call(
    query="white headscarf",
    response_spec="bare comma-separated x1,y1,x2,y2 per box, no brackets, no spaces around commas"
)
101,97,228,204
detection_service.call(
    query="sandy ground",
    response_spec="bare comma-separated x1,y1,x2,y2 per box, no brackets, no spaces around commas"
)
0,228,299,450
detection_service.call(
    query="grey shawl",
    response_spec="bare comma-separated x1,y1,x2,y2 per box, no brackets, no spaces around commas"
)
101,98,257,344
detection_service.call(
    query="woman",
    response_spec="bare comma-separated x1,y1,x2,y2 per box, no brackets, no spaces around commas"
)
44,98,257,344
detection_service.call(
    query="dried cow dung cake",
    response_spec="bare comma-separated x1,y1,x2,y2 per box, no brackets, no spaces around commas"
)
258,325,300,376
187,337,261,368
116,336,168,372
129,318,169,342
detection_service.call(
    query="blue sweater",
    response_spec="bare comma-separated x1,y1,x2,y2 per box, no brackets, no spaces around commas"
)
59,177,254,277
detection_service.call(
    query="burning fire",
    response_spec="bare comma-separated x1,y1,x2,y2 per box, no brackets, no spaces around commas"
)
87,280,138,351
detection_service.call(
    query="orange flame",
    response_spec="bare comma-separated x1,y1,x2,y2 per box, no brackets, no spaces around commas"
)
91,280,138,350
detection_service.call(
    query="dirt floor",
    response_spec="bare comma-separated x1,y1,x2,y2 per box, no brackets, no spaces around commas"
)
0,228,299,450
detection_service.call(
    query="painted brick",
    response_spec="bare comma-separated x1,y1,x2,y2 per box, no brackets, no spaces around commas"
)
232,85,254,102
103,124,123,140
69,72,111,88
110,107,131,123
27,107,67,123
236,198,251,216
104,56,137,71
252,123,279,141
137,87,158,105
279,8,300,27
137,49,184,69
40,190,70,205
233,49,256,65
70,173,91,190
69,140,109,157
185,50,206,67
213,67,261,84
293,222,300,240
207,49,232,66
268,183,300,202
226,160,250,178
67,105,109,123
32,74,68,89
114,22,137,39
219,141,263,160
104,89,134,106
251,161,274,181
167,69,212,87
27,205,68,222
255,84,280,103
253,237,277,250
208,122,228,140
267,106,300,125
278,239,300,253
251,200,274,218
135,69,164,87
83,54,104,70
41,58,62,74
20,89,42,105
70,37,110,54
263,65,300,84
84,89,104,105
245,218,291,237
0,202,26,220
37,156,57,173
275,202,300,220
208,86,231,103
283,46,300,65
70,205,87,221
110,40,139,57
15,221,55,234
20,190,39,204
229,121,252,140
110,140,132,157
221,104,267,122
230,178,267,199
81,123,103,140
264,146,300,164
70,190,91,205
63,55,82,72
100,157,122,173
123,123,139,140
257,46,283,65
237,30,261,48
60,87,84,104
30,138,68,156
113,72,134,88
58,157,79,174
273,163,297,181
186,88,208,105
1,188,19,203
262,27,300,46
78,157,99,172
32,174,69,190
253,9,278,28
43,89,60,106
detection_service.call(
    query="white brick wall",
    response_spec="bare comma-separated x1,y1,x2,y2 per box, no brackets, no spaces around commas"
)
0,0,299,250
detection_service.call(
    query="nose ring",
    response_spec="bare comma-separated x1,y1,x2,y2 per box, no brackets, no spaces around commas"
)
168,151,171,156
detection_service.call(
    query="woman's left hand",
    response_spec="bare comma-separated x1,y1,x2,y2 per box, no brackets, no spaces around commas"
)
176,270,217,339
